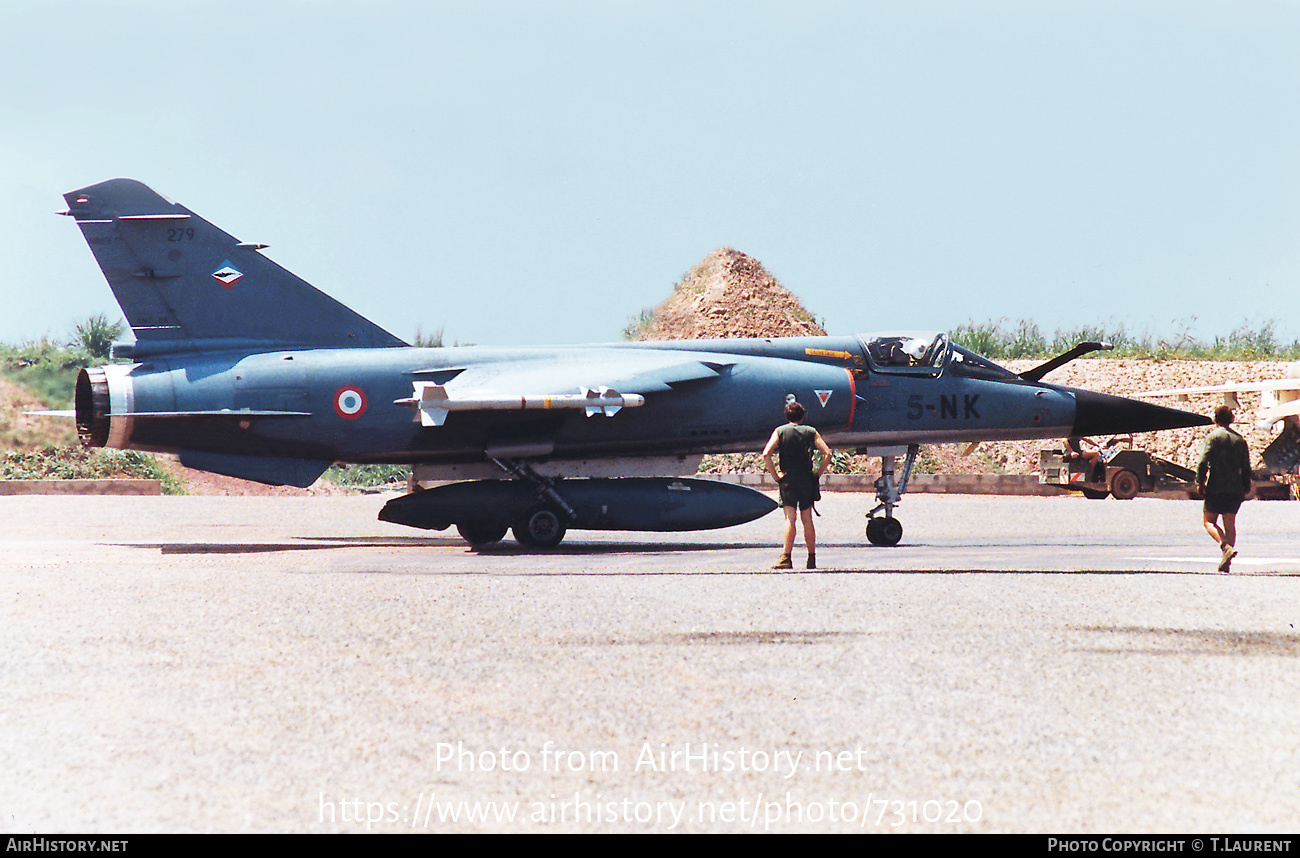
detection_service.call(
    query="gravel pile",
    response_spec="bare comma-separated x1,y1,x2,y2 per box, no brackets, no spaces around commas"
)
633,247,825,341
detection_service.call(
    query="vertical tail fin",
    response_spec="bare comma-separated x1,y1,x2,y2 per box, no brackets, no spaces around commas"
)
62,179,406,355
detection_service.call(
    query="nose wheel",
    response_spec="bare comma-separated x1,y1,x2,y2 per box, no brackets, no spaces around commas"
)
866,515,903,547
863,444,918,547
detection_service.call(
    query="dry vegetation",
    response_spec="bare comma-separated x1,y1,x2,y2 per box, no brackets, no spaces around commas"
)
0,377,75,450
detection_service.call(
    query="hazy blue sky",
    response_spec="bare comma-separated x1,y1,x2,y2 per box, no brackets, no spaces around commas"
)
3,0,1297,349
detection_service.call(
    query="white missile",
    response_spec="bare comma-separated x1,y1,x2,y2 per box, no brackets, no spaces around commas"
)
395,383,645,427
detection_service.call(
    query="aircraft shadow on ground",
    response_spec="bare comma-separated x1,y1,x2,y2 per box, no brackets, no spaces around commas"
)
121,534,1165,556
114,536,776,556
113,537,1299,575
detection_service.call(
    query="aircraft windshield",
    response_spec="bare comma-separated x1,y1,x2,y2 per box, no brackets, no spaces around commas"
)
947,345,1022,381
860,332,950,375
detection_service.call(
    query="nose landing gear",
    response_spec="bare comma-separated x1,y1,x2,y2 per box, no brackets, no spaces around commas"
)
864,444,918,547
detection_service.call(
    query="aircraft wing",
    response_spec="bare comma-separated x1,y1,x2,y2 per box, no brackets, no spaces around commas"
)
591,360,730,393
1139,371,1300,429
1259,399,1300,425
1138,378,1300,397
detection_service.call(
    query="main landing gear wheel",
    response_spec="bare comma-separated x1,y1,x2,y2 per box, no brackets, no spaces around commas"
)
456,520,508,546
866,516,903,547
512,507,567,549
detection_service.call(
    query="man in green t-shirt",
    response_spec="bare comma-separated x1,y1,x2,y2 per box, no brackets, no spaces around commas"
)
1196,405,1253,572
762,400,832,570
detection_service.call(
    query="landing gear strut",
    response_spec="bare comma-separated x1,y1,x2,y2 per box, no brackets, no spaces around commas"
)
492,458,575,548
865,444,918,547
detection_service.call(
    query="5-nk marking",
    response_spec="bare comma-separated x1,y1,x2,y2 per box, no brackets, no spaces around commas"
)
907,394,980,420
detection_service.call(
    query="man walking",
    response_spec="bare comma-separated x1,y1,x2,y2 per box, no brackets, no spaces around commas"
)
1196,405,1253,572
762,400,833,570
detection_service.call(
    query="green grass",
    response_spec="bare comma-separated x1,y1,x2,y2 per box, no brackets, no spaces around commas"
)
323,463,410,487
949,318,1300,361
0,316,129,408
0,339,91,409
1,446,185,494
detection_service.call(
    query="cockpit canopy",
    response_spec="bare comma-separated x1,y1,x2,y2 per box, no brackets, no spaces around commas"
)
859,332,950,375
857,330,1025,381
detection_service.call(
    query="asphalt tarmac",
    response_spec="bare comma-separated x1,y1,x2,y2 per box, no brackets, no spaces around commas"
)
2,492,1298,833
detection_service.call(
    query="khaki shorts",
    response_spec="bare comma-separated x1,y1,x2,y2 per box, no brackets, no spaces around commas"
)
778,477,820,510
1204,493,1244,516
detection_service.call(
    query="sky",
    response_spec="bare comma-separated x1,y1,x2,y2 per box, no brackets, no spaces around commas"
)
2,0,1297,350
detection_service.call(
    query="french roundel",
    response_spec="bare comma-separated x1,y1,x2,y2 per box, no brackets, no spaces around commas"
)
334,386,367,419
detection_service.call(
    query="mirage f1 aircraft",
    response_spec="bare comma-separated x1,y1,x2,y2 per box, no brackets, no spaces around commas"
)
61,178,1210,548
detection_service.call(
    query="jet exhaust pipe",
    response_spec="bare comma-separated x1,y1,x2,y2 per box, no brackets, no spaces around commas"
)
74,365,138,449
75,367,110,447
1068,388,1211,437
75,366,116,448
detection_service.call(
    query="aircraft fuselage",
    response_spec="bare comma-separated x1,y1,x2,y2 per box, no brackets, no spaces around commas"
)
78,334,1084,471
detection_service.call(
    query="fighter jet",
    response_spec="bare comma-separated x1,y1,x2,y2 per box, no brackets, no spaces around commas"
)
60,178,1209,548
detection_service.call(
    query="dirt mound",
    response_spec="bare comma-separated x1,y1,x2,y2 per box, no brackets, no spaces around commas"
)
633,247,825,341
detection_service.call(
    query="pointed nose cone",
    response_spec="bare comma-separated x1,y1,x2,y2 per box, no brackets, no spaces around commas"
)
1071,389,1211,436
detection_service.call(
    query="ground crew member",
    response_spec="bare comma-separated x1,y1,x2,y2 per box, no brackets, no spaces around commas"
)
762,400,833,570
1196,405,1253,573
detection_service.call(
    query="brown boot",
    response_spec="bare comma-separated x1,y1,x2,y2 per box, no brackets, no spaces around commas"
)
806,553,816,569
772,553,792,570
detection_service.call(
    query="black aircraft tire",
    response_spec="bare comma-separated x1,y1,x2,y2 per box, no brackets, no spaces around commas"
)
512,524,537,548
512,507,567,549
866,516,903,547
1110,469,1141,501
456,520,508,546
1080,488,1109,500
